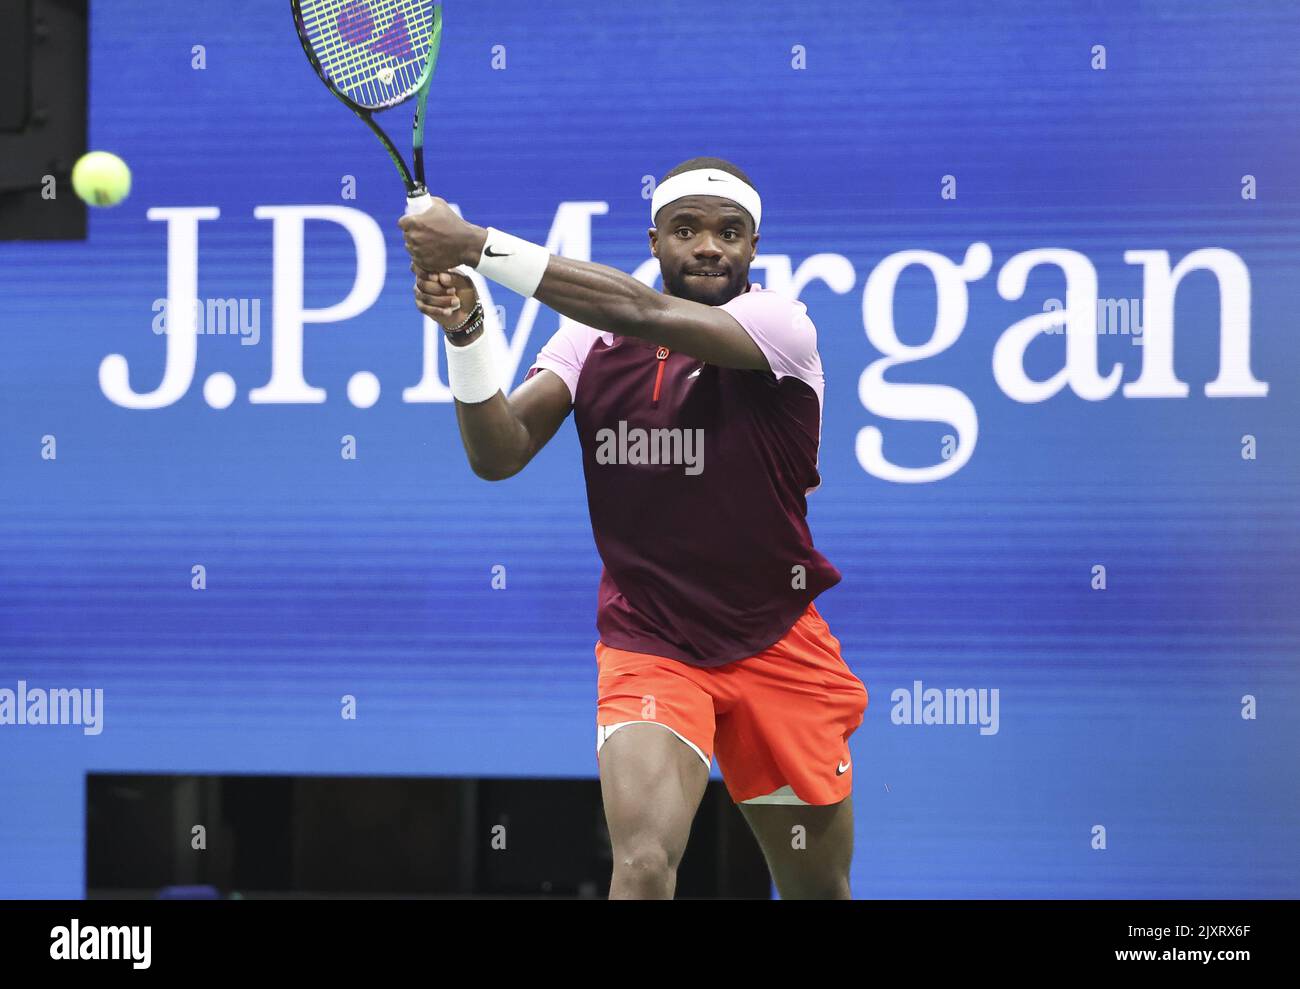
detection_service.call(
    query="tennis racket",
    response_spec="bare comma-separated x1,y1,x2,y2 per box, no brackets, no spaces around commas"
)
291,0,443,216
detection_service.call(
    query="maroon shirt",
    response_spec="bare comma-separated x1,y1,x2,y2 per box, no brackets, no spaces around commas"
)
526,282,840,667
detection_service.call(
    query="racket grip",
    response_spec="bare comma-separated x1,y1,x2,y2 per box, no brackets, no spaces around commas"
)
405,191,434,215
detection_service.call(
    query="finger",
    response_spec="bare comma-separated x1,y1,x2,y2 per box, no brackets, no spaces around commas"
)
423,272,464,290
416,281,459,303
415,284,455,302
415,288,461,311
416,274,460,295
416,300,458,322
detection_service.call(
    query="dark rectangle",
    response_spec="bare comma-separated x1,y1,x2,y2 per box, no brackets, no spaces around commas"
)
86,773,772,899
0,899,1284,976
0,0,86,239
0,0,31,131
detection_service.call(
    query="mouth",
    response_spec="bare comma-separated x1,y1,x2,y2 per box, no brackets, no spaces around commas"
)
685,271,727,279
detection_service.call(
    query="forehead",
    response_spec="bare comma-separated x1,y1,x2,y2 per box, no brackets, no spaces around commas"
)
659,195,750,227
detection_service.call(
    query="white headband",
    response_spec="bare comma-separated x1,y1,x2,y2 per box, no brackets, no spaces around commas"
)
651,167,761,231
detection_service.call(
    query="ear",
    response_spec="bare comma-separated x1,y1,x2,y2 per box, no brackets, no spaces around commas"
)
648,226,659,258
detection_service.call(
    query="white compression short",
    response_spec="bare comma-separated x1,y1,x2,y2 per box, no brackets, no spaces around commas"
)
595,721,810,805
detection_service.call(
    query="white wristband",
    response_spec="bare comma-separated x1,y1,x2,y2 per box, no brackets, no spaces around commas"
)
475,227,551,297
444,328,501,404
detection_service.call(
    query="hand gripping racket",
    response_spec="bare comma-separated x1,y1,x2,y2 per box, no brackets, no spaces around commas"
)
291,0,443,216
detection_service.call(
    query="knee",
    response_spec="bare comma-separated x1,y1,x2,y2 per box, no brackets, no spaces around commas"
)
611,842,677,897
616,842,674,878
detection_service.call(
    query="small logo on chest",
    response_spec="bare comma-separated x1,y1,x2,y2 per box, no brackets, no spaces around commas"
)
594,419,705,476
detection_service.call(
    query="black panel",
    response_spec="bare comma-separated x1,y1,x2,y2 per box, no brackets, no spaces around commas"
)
0,0,87,239
0,0,31,131
86,774,773,899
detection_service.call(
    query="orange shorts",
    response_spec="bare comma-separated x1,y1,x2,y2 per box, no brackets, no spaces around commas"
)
594,601,869,806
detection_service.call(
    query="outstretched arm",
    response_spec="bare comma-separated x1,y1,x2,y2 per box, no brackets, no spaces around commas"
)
399,199,769,372
530,253,768,371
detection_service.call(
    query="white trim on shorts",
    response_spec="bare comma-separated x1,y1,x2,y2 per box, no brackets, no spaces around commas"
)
595,721,810,805
739,784,810,806
597,720,710,768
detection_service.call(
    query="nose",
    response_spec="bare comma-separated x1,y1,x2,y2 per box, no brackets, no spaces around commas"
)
694,235,724,258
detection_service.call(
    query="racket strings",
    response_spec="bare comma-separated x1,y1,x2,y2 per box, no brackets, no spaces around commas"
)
298,0,436,108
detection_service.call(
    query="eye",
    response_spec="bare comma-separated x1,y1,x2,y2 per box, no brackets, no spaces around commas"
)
723,229,739,240
675,227,693,238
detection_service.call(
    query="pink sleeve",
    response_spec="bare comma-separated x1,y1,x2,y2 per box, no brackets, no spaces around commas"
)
719,288,822,393
526,321,610,404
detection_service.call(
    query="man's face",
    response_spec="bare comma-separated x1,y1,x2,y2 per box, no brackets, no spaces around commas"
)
650,195,758,305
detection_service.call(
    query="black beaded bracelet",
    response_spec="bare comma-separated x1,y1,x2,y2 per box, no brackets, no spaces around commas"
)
444,301,484,340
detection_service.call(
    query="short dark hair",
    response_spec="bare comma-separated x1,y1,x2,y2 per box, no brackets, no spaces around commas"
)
660,156,754,187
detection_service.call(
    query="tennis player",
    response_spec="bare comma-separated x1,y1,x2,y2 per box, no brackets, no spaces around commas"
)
399,158,868,900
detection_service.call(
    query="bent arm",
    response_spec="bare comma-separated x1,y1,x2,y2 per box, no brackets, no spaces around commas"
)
454,358,572,481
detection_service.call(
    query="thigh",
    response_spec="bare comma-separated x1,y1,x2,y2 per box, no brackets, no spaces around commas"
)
599,722,710,867
595,640,718,863
713,608,868,807
739,795,855,899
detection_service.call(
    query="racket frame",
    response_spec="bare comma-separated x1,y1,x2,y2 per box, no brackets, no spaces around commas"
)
290,1,443,201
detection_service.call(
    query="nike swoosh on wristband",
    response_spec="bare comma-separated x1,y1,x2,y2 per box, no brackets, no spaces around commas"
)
483,245,512,257
706,175,729,181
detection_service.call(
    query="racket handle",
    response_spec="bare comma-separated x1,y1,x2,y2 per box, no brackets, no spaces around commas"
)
405,191,434,215
405,190,474,277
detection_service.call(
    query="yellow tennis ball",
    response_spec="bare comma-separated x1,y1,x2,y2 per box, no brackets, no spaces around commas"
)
71,151,132,207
